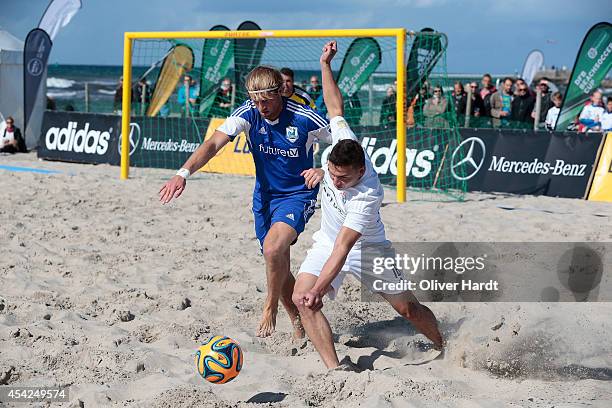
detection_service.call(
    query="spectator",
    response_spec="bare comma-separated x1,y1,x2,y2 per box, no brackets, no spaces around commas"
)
423,85,449,128
133,78,152,105
514,78,532,97
579,90,605,132
511,81,535,126
306,75,322,101
490,77,514,126
451,81,467,119
0,116,26,154
415,83,431,116
480,73,497,116
177,74,198,117
280,67,316,109
602,98,612,132
380,86,396,126
531,78,553,125
544,92,563,131
210,77,233,118
424,85,448,116
467,82,484,116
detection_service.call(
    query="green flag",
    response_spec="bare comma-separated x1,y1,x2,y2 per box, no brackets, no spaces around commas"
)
406,28,443,99
555,22,612,131
198,25,234,117
315,37,381,116
336,37,382,97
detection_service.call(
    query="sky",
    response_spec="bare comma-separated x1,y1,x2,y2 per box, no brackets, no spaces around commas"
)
2,0,611,73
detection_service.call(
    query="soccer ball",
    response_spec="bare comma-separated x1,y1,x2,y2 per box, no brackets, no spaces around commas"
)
196,335,243,384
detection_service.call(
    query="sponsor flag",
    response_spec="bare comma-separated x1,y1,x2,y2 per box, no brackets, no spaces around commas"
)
38,0,81,41
315,37,382,109
146,44,194,117
23,28,52,139
555,22,612,131
336,38,381,97
521,49,544,86
406,28,443,99
234,21,266,95
198,25,234,117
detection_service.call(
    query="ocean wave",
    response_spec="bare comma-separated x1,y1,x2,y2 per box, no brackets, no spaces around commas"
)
98,89,116,95
88,80,119,86
47,91,77,99
47,77,76,89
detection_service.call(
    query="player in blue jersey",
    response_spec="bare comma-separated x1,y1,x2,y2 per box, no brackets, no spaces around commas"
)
159,65,330,338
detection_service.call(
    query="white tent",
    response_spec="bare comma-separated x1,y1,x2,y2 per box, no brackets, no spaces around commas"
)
0,28,46,149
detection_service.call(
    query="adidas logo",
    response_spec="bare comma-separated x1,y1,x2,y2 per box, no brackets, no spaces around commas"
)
258,126,267,134
286,213,295,221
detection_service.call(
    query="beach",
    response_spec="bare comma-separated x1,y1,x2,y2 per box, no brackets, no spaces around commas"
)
1,152,611,407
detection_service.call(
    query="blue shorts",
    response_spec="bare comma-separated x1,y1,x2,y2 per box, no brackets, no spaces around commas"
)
252,193,318,249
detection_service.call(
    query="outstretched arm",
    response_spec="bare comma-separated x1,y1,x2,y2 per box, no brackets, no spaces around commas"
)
320,41,343,118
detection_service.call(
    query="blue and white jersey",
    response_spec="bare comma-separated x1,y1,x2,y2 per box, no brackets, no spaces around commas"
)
218,98,331,198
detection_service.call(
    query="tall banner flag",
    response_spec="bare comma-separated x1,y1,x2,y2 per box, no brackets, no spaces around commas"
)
146,44,194,117
23,28,52,138
314,37,382,109
406,28,443,99
336,38,382,97
38,0,81,41
235,21,266,98
521,49,544,86
198,25,234,117
555,22,612,131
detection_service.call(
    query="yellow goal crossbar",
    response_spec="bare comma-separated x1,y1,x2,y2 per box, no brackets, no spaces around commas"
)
121,28,408,202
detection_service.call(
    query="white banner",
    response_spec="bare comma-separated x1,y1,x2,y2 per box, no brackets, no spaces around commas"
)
521,49,544,86
38,0,82,41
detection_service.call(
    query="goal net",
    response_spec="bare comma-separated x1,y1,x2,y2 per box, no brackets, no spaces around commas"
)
120,29,465,202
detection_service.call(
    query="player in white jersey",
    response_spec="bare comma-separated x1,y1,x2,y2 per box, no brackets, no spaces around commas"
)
292,41,443,369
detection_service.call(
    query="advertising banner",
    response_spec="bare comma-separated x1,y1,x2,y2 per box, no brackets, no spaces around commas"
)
38,111,120,165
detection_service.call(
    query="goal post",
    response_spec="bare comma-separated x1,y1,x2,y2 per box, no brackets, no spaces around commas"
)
120,28,464,202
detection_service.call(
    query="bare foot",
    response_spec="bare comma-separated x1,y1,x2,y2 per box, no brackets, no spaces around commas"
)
256,306,277,337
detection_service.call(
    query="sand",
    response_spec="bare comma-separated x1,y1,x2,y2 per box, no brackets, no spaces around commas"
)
1,152,611,407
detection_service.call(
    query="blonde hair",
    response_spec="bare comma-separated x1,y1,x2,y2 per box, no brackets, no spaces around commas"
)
246,66,283,101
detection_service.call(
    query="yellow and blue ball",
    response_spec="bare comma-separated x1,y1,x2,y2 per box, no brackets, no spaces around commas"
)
196,335,243,384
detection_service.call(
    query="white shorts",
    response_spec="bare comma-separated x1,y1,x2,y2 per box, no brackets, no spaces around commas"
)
298,239,406,299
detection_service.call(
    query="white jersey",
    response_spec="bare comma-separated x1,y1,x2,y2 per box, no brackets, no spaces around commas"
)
579,103,605,122
545,106,560,130
313,116,386,247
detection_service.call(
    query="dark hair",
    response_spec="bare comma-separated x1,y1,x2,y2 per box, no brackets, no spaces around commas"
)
280,67,294,79
503,77,514,84
6,116,14,123
328,139,365,169
454,81,464,92
552,92,562,101
483,73,492,80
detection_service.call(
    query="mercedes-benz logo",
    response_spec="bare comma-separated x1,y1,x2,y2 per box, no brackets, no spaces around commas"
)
118,123,141,156
451,137,486,181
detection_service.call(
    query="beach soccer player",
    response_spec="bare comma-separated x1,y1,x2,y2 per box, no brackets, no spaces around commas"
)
292,41,444,369
159,66,330,338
